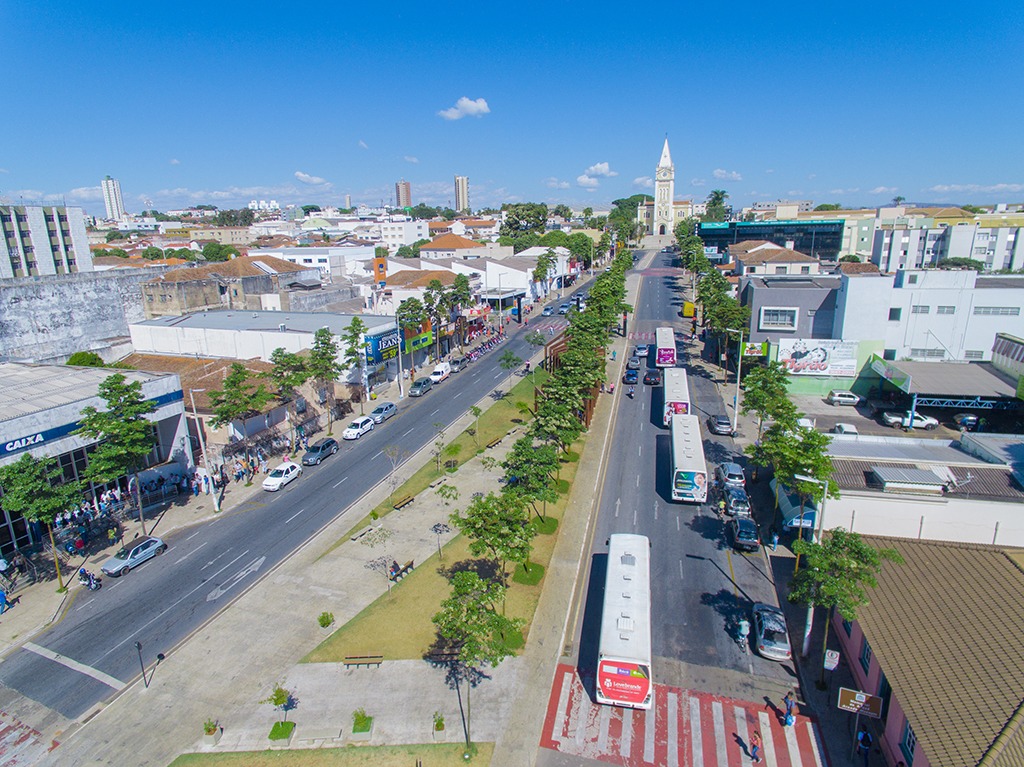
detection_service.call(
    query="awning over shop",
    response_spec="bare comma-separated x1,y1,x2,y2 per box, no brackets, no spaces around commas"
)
769,479,817,530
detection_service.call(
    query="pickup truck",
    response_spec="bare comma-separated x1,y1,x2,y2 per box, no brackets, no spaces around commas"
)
881,411,939,430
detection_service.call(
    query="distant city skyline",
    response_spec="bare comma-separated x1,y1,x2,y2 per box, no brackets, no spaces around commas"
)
1,2,1022,217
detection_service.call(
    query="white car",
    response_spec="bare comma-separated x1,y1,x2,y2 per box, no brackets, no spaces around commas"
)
343,416,375,440
881,411,939,430
370,402,397,424
262,462,302,492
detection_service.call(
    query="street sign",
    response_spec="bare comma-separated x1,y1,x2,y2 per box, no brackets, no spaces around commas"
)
824,650,840,671
837,687,883,718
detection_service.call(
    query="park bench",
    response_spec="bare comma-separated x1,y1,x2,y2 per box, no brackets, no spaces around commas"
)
350,523,382,542
393,495,415,510
389,560,414,581
429,477,447,489
297,726,343,743
342,655,384,668
486,436,502,449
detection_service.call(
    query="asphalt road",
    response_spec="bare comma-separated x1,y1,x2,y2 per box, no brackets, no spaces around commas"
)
576,248,795,687
0,297,579,723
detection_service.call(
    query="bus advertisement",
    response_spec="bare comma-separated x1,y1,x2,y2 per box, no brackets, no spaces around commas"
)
670,414,708,503
655,327,677,367
662,368,691,426
596,534,653,710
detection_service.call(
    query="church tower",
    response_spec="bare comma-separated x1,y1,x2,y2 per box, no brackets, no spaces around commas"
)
653,138,675,236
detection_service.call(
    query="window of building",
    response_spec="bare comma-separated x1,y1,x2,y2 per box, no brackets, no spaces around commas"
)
965,350,984,360
937,306,955,315
888,308,902,321
801,266,811,274
759,307,798,330
860,638,873,673
907,274,918,284
910,348,945,359
975,306,1020,316
900,721,917,765
842,619,852,637
911,305,929,314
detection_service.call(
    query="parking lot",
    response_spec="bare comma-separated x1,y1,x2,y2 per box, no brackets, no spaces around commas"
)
791,393,967,439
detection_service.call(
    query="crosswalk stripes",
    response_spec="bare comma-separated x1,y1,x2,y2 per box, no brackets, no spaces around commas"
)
540,663,831,767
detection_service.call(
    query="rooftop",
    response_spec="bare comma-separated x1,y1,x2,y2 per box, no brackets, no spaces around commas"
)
830,459,1024,501
132,309,395,335
153,255,312,284
420,233,480,251
879,361,1018,398
827,435,991,466
117,354,274,411
385,270,458,289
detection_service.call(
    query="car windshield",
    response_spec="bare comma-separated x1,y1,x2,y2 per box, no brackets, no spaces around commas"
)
113,546,131,559
347,422,361,429
269,468,285,478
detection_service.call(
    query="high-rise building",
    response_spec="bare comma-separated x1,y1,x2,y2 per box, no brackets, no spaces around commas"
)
344,194,352,209
101,175,126,221
395,179,412,208
454,175,470,213
0,204,93,278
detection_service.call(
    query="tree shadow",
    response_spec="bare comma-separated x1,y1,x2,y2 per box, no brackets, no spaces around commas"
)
437,557,503,583
700,586,754,647
686,512,726,548
283,693,299,717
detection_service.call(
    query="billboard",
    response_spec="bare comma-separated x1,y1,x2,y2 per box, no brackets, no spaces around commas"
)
597,659,651,707
777,339,858,377
742,342,768,357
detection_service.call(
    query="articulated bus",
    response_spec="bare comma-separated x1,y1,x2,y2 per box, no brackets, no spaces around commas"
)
654,327,677,368
670,414,708,503
596,533,653,710
662,368,691,426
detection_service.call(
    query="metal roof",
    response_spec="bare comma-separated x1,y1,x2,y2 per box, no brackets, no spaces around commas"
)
132,309,395,335
828,435,990,466
888,361,1018,398
871,466,946,487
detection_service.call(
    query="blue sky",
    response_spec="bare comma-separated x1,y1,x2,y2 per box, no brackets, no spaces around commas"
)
2,1,1022,216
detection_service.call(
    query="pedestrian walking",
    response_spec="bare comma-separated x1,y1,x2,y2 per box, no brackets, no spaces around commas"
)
857,726,873,766
108,527,117,546
750,731,762,764
771,529,780,552
202,474,210,495
783,690,796,725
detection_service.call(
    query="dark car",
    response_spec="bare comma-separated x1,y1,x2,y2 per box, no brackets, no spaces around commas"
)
302,437,339,465
727,517,760,552
623,369,639,385
707,414,733,436
643,369,663,386
953,413,979,431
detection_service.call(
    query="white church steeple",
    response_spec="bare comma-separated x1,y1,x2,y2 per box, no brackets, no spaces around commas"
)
653,137,675,235
658,137,673,170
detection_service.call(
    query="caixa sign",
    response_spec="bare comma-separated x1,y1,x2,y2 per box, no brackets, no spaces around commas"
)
4,434,44,454
0,424,75,457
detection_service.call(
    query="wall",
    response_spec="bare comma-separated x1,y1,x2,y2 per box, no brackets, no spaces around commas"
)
0,266,174,362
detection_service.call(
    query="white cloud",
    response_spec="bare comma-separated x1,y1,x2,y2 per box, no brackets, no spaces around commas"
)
67,186,104,202
633,176,653,189
7,188,65,202
929,182,1024,194
576,174,600,189
870,186,898,195
544,177,570,189
0,168,9,174
169,158,180,165
358,140,369,149
403,156,419,164
765,169,775,174
807,173,817,180
295,171,329,186
584,162,617,178
829,188,860,195
713,169,743,182
691,178,706,187
437,96,490,121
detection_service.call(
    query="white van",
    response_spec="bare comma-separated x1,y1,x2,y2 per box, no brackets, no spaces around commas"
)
429,362,451,383
827,390,861,406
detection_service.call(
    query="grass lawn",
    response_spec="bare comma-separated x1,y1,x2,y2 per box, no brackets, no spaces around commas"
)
169,743,493,767
304,436,582,663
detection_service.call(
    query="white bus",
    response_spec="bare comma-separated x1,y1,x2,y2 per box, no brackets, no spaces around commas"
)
596,533,653,710
654,327,676,368
662,368,691,426
670,414,708,503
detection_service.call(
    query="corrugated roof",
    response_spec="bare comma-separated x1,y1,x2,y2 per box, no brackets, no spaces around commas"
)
420,233,480,250
857,536,1024,766
888,361,1018,398
153,255,310,283
831,459,1024,500
117,354,274,411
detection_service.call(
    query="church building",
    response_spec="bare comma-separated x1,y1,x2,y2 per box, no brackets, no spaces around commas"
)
636,138,694,236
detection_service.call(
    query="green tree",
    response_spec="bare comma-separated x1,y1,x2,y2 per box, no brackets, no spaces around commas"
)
307,328,344,432
103,247,129,258
450,491,535,580
301,205,321,216
341,318,369,415
395,245,415,258
499,349,523,393
937,257,986,271
449,274,473,347
75,373,159,535
566,232,594,267
813,203,843,211
499,203,548,238
396,298,427,377
551,204,572,220
703,189,730,222
66,351,105,367
790,529,902,679
208,365,273,468
501,436,559,521
105,230,127,242
266,348,310,444
607,195,652,242
890,195,906,206
960,204,986,214
201,242,239,262
739,361,791,439
838,254,862,263
532,249,557,295
423,280,452,361
140,246,164,260
582,206,593,220
0,454,81,590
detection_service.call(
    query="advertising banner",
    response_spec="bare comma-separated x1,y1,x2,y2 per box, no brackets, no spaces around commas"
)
365,329,401,364
868,354,912,393
742,342,767,357
597,659,651,707
777,339,858,377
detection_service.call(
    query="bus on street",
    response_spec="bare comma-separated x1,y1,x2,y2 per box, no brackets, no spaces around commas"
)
654,327,676,367
670,414,708,503
662,368,691,426
595,533,653,710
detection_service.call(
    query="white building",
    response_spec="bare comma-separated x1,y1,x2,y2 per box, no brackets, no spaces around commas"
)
0,204,93,278
636,139,695,236
101,175,126,221
454,175,470,213
247,245,376,280
873,223,1024,272
380,217,429,252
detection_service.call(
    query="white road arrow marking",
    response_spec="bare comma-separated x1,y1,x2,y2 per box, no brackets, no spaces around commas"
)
206,556,266,602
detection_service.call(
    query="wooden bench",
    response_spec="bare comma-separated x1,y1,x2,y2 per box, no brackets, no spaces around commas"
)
429,477,447,489
297,726,343,742
350,523,382,542
343,655,384,668
389,560,414,581
393,495,415,510
486,436,502,449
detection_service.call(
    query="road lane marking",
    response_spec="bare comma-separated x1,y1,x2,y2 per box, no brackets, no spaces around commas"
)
679,559,684,578
633,508,637,525
24,642,125,690
285,508,305,524
689,696,702,767
207,556,266,602
615,498,620,518
186,529,203,541
677,516,681,531
638,444,642,457
431,408,440,415
332,477,348,488
175,541,208,564
373,451,383,459
200,549,230,571
643,687,656,762
403,428,414,436
453,392,462,398
636,476,639,487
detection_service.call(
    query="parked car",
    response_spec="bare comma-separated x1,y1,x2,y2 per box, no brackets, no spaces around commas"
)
881,410,939,430
643,369,663,386
343,416,375,440
558,304,571,315
301,437,339,465
827,390,861,406
623,369,639,385
752,603,792,661
715,462,746,489
262,462,302,491
724,486,751,516
953,413,980,431
409,377,433,397
626,356,642,370
707,415,733,436
370,401,397,423
429,362,452,383
634,344,650,358
541,306,554,316
727,517,760,552
832,422,859,435
101,536,167,577
449,358,465,373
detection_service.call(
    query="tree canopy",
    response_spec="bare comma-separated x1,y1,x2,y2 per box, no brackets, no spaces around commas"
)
499,203,548,238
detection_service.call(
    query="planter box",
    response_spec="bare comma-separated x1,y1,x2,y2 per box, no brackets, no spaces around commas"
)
202,729,222,747
349,721,373,742
432,726,447,742
268,721,295,748
319,624,334,636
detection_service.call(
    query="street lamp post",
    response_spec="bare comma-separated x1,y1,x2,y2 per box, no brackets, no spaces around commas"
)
792,473,829,658
189,389,221,513
134,641,149,687
497,273,503,333
725,327,744,435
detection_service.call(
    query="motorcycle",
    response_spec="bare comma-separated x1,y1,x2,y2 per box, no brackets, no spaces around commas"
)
78,568,101,591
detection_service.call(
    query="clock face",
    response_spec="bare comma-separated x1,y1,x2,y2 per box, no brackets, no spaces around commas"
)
658,170,669,179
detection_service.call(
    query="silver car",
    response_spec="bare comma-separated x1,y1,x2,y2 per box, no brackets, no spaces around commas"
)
752,603,792,661
370,401,397,423
101,536,167,577
715,462,746,489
